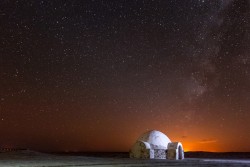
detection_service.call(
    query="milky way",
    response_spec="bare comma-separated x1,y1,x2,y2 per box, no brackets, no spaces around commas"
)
0,0,249,152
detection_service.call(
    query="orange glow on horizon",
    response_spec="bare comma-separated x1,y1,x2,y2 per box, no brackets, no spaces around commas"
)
181,141,222,152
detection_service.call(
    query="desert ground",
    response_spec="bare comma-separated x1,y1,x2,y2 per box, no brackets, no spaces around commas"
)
0,150,250,167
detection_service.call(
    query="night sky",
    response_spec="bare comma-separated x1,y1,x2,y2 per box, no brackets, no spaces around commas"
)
0,0,250,152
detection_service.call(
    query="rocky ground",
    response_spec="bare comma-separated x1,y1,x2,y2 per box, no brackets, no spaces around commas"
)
0,150,249,167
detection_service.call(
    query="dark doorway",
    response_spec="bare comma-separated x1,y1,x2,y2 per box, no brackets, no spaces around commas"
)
178,145,184,159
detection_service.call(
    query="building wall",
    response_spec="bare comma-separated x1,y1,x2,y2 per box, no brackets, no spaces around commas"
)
129,141,151,159
154,149,167,159
130,148,151,159
167,149,177,160
167,142,184,160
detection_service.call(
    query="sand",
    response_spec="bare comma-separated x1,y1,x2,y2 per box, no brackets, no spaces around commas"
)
0,151,249,167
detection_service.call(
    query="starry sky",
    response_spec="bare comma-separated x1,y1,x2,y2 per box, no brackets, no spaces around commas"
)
0,0,250,152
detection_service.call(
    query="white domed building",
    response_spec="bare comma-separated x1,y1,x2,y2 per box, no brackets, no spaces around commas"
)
129,130,184,160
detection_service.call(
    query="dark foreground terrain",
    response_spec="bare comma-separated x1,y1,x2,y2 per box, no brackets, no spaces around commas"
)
0,150,249,167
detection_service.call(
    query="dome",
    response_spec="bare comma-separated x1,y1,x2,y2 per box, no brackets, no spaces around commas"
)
137,130,171,148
